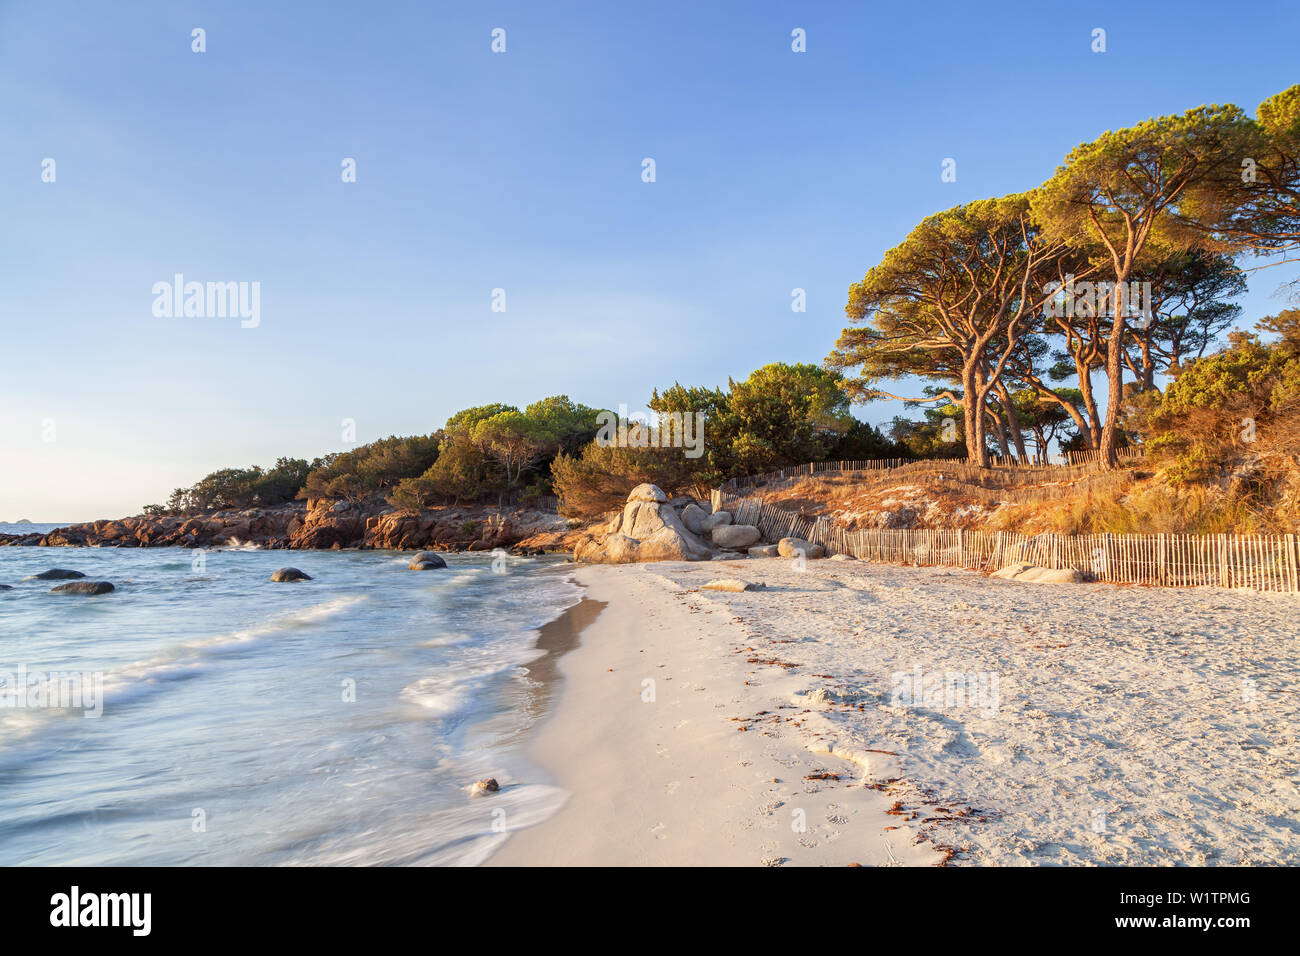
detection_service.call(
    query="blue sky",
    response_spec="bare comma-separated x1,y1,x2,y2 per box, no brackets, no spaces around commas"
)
2,0,1298,520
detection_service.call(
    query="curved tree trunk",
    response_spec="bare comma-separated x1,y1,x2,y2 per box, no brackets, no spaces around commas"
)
962,364,988,467
1100,279,1129,467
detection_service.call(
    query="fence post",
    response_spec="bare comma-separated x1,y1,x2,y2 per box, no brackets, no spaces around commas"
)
1284,535,1294,595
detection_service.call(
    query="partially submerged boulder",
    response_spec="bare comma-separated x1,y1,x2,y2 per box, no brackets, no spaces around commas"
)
712,524,761,550
992,562,1082,584
50,581,114,595
408,551,448,570
470,777,500,796
30,569,85,581
270,567,312,582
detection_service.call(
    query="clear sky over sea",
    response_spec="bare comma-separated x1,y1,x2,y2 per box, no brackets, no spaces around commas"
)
2,0,1298,520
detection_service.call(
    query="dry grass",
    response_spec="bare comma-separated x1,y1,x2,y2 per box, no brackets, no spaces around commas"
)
749,461,1298,536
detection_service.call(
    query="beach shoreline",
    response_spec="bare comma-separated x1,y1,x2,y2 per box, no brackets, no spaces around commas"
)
489,561,944,867
491,558,1300,867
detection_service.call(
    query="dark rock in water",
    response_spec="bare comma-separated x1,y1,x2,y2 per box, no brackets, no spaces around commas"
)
471,777,500,796
32,569,86,580
0,584,12,590
270,567,311,582
408,551,447,570
51,581,114,595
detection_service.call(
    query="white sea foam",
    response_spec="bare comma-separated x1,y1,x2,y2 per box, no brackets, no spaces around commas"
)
0,550,582,866
0,595,368,741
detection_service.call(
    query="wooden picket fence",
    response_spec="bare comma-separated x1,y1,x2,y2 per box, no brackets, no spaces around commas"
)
712,490,1300,594
725,448,1144,494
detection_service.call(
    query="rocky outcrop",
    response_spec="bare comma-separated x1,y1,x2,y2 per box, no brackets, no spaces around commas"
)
0,499,584,554
575,485,716,563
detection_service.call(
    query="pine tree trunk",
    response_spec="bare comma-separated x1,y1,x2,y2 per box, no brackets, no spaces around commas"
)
1100,278,1129,467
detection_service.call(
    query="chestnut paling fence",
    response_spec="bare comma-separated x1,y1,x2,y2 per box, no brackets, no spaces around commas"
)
711,489,1300,595
723,447,1145,495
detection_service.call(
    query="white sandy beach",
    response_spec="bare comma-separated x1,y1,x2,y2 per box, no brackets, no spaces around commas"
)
491,559,1300,866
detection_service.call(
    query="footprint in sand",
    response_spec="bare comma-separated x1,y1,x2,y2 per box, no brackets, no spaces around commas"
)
665,781,681,795
673,720,689,729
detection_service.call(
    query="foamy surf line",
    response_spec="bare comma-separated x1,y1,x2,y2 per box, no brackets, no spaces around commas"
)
0,595,368,746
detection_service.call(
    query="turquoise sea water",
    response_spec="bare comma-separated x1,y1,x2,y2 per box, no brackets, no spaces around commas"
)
0,544,580,865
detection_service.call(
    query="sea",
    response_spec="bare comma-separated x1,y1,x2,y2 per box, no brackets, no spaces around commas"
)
0,528,582,865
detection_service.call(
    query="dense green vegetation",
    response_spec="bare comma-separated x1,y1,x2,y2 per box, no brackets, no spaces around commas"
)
1138,310,1300,485
550,364,904,515
147,368,904,518
829,85,1300,468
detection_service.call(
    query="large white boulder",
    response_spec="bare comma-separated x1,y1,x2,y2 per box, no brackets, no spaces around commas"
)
627,483,668,503
702,511,732,531
680,503,709,535
712,524,761,549
576,485,713,563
